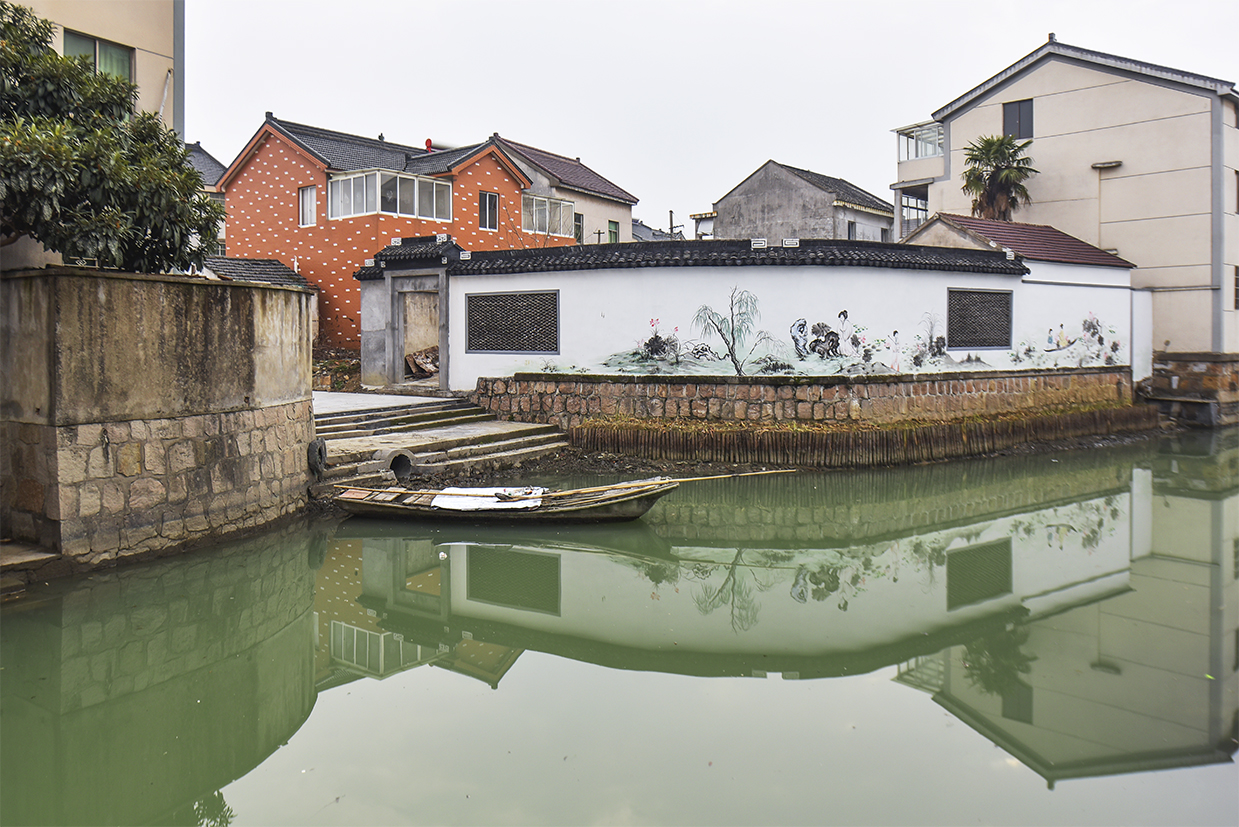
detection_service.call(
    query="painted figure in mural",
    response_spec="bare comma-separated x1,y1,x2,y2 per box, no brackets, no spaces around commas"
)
1057,324,1069,349
790,319,810,359
889,330,900,373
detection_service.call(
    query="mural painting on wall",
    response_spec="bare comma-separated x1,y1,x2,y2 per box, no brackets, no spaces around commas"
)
587,288,1127,377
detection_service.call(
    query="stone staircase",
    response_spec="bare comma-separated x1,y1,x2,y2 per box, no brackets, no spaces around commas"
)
310,399,568,497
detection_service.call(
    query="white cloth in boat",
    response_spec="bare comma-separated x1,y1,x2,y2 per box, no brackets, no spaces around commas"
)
430,486,548,510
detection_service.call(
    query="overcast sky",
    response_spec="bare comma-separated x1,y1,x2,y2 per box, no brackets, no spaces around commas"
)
185,0,1237,234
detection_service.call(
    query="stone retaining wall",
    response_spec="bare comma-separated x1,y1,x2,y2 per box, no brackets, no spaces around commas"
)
2,402,312,568
472,367,1133,431
1,267,314,569
1146,352,1239,426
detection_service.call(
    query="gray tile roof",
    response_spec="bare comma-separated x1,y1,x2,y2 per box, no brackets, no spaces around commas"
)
354,235,462,280
440,238,1028,277
203,256,313,288
494,136,638,204
934,38,1237,121
930,214,1135,268
267,113,491,175
187,142,225,187
776,163,894,214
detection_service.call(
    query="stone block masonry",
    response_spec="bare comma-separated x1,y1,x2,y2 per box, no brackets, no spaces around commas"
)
2,402,312,567
473,367,1133,432
1,267,315,572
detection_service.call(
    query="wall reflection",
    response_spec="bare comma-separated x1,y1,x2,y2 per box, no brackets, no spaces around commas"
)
319,436,1237,783
0,523,322,826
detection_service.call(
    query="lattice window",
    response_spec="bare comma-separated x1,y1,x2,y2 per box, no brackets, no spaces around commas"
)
468,547,561,615
466,291,559,353
947,289,1012,349
946,538,1012,610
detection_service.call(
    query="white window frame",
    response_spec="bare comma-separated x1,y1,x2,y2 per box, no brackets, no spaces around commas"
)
522,194,575,237
330,170,452,222
298,185,317,227
479,191,499,231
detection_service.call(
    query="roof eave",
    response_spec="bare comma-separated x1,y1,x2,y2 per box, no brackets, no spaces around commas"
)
934,41,1237,122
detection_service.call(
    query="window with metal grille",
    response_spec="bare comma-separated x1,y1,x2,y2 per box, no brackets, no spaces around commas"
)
947,289,1012,349
467,547,561,615
946,538,1012,610
466,291,559,353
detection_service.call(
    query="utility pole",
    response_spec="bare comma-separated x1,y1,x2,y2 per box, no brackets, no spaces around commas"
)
594,229,605,244
668,210,684,240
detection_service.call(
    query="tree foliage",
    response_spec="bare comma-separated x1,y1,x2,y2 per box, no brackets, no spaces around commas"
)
0,1,223,272
960,135,1039,221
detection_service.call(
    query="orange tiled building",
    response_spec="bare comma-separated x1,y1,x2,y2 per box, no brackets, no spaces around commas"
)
218,114,579,348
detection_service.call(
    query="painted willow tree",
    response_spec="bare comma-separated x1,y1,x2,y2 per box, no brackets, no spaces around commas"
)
0,1,223,272
960,135,1039,221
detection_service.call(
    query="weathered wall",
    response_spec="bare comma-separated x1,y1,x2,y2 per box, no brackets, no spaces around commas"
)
1145,352,1239,426
473,367,1133,431
1,268,314,565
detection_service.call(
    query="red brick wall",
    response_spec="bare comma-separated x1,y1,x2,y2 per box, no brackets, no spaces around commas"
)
225,134,572,349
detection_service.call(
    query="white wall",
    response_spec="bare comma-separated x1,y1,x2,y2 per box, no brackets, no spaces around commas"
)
447,260,1134,391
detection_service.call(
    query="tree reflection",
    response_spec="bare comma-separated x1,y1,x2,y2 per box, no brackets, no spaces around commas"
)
962,625,1037,696
691,549,763,632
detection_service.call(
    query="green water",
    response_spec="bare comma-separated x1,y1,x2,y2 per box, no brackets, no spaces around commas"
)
3,431,1237,826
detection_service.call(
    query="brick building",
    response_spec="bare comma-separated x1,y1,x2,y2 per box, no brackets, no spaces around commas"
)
218,114,580,348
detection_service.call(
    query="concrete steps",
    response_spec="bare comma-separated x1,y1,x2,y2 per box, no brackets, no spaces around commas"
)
312,400,568,493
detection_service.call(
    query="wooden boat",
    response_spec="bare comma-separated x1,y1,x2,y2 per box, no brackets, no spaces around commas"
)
333,478,679,523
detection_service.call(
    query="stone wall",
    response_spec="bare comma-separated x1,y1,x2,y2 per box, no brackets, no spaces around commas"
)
1145,352,1239,426
472,367,1133,432
1,267,314,567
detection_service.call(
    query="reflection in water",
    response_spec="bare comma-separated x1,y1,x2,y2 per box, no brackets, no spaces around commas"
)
0,522,322,826
2,433,1236,824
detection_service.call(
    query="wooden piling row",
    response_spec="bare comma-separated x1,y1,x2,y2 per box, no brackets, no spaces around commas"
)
569,406,1159,468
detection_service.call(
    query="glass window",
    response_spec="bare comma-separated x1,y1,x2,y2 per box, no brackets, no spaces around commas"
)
847,221,857,240
574,213,584,243
521,194,575,236
298,186,316,226
399,177,417,216
419,180,435,218
63,31,133,83
380,174,398,214
479,192,498,231
1004,99,1033,140
434,181,451,220
608,220,619,243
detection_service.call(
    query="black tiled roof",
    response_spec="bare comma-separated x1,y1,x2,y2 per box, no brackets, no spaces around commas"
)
187,142,225,186
442,239,1028,277
776,163,894,214
494,136,638,204
269,114,489,175
203,256,313,288
354,235,462,280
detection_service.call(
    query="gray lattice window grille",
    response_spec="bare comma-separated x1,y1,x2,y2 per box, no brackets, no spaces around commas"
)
466,291,559,353
947,289,1012,349
946,538,1013,610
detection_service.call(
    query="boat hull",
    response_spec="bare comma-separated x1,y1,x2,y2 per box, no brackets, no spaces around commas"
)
334,481,679,524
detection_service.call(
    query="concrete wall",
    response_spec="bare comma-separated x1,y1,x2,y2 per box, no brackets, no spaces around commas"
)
714,162,893,241
28,0,179,130
446,261,1135,392
915,56,1237,355
0,268,314,566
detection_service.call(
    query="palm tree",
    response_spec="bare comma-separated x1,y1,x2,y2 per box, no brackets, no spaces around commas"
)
961,135,1039,221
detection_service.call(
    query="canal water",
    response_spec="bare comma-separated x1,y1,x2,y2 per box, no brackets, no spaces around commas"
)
3,432,1237,826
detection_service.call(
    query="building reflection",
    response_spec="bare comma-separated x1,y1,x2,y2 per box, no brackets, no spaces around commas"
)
898,431,1239,786
314,437,1236,784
